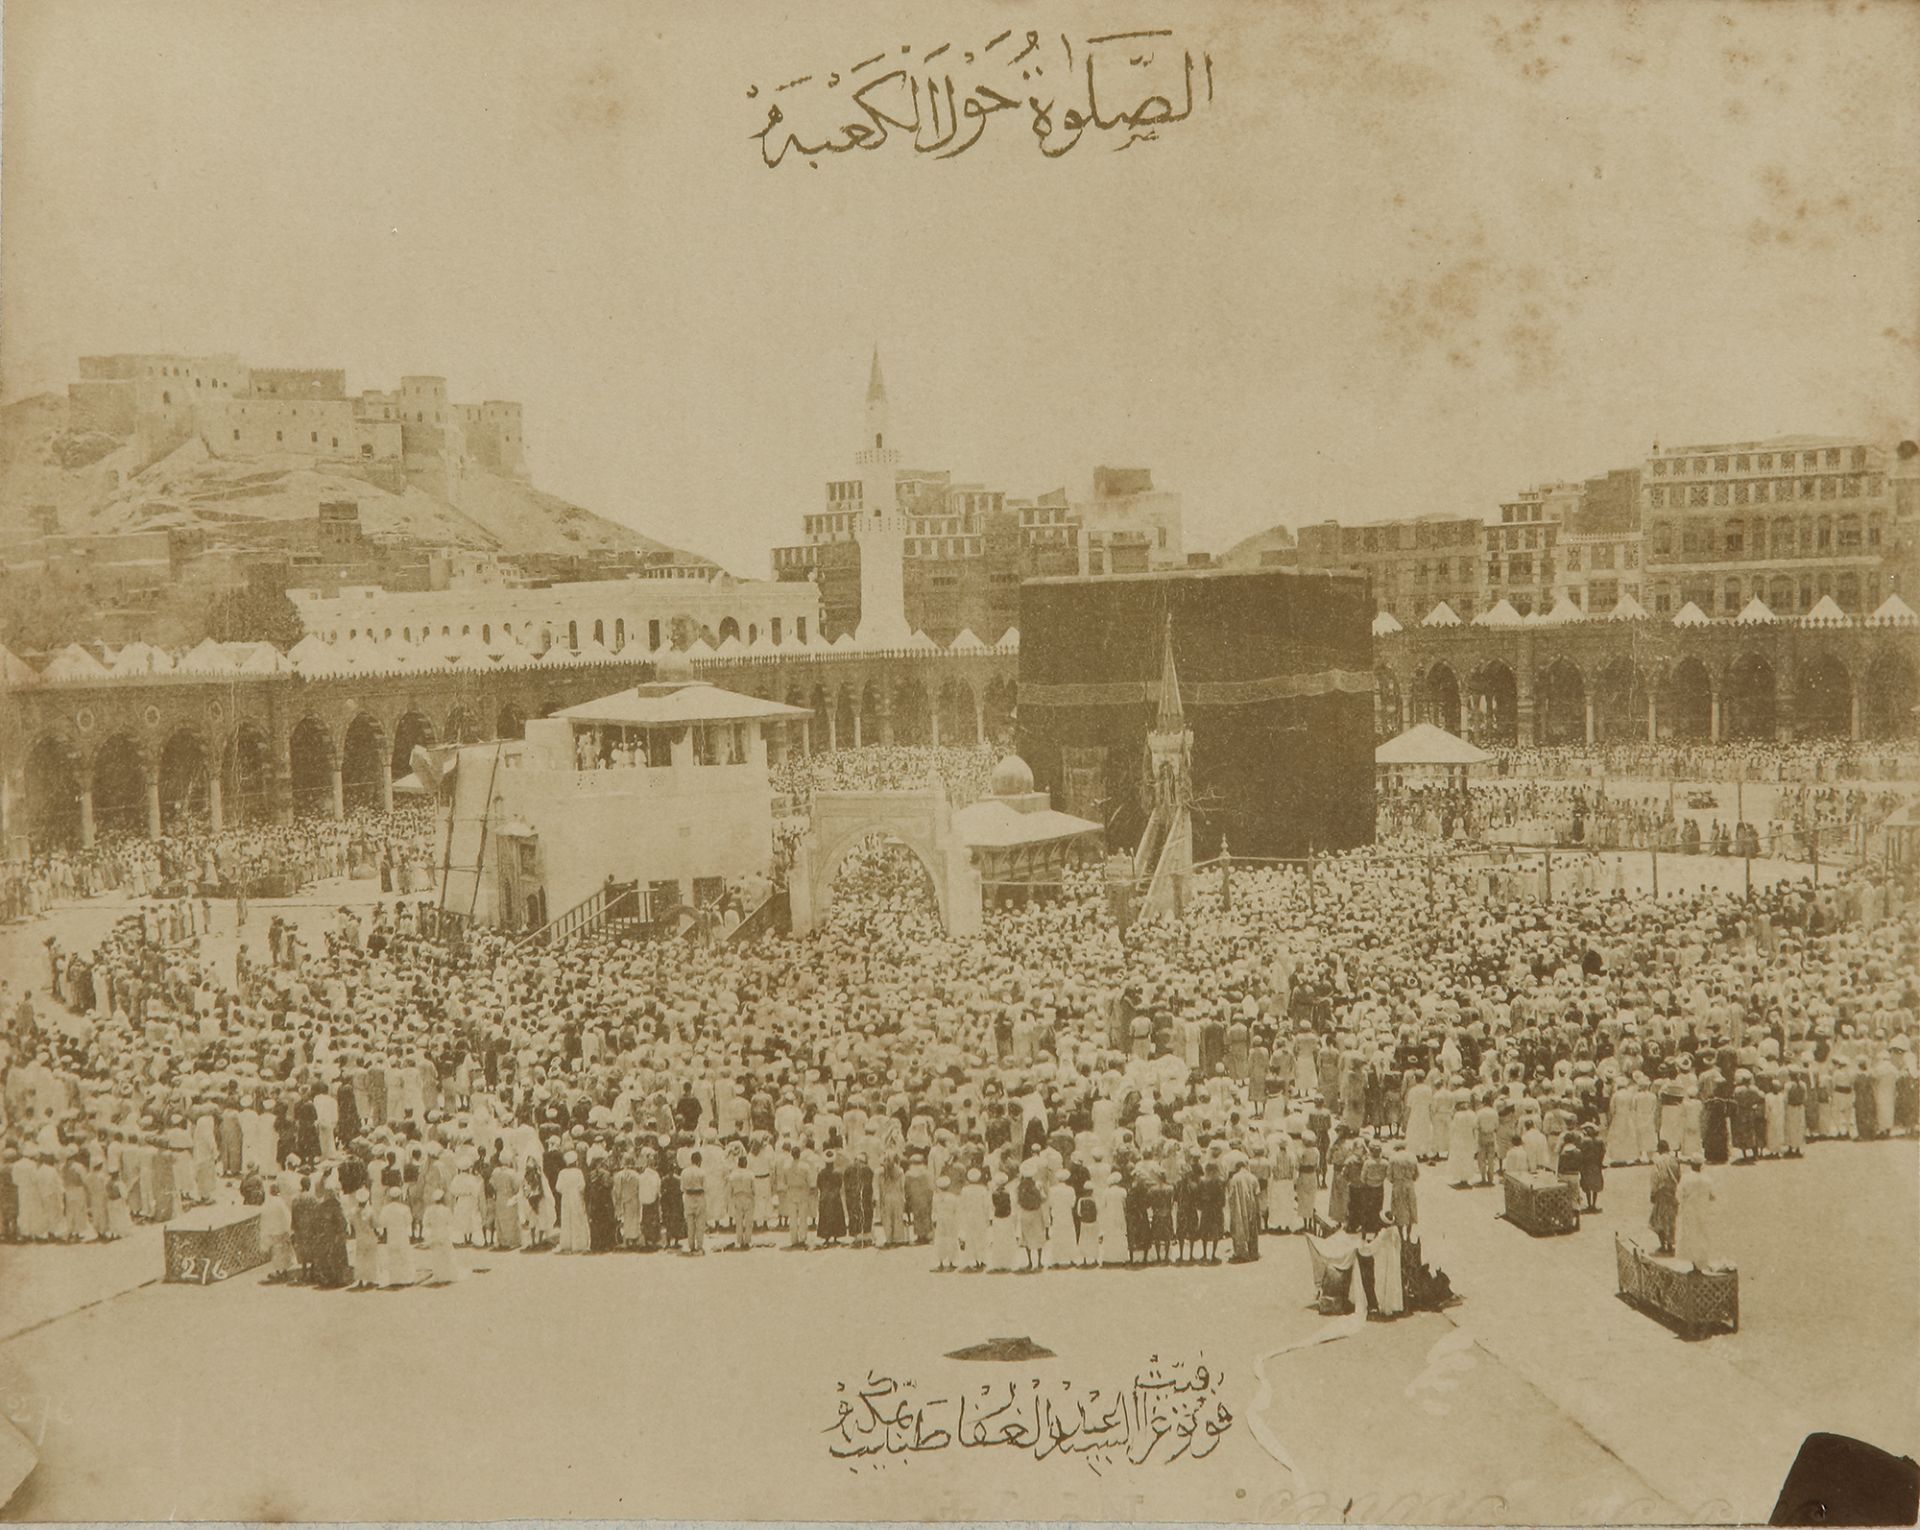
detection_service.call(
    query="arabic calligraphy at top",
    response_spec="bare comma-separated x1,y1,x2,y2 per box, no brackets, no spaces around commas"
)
825,1358,1234,1466
751,29,1215,167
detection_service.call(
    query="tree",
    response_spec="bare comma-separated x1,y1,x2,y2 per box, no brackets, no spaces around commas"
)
205,587,304,648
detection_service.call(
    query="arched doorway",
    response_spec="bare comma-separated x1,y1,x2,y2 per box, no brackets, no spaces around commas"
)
288,716,335,816
938,680,977,745
861,680,885,744
1793,654,1852,739
789,787,975,936
717,616,741,644
1463,661,1517,745
1375,669,1405,739
1591,658,1644,743
23,735,82,850
497,701,528,741
90,734,147,838
1661,658,1713,740
823,832,943,918
1861,651,1917,739
1724,653,1776,740
1534,661,1586,745
342,713,388,810
157,730,212,833
1417,663,1461,734
983,676,1016,744
835,687,858,749
808,685,830,752
446,703,483,744
391,709,437,777
893,679,931,744
221,724,273,826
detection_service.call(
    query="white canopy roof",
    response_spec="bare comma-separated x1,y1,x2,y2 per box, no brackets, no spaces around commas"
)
0,643,41,687
995,626,1020,652
1542,594,1587,625
1671,601,1711,627
176,637,236,673
948,627,990,652
1735,596,1777,625
555,680,811,726
42,643,109,681
1869,593,1917,626
1421,601,1462,628
1607,592,1650,621
108,641,176,676
905,629,941,652
1472,599,1523,628
1802,595,1851,627
1374,722,1491,768
1370,610,1403,635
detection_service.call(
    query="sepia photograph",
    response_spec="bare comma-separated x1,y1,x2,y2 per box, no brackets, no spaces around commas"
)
0,0,1917,1524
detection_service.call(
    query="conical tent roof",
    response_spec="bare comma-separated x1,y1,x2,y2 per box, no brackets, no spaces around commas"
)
904,629,940,651
948,627,989,652
829,631,858,651
1472,599,1523,627
0,642,42,686
1370,610,1403,635
1421,601,1462,627
178,637,235,673
42,643,108,681
1671,601,1711,626
1543,594,1586,624
1735,595,1776,624
1374,722,1491,768
1869,593,1917,625
1607,592,1650,621
996,627,1020,652
1802,595,1850,626
109,640,176,676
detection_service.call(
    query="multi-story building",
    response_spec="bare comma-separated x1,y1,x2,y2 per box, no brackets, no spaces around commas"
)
1482,482,1583,617
66,354,527,496
1557,527,1643,614
772,356,1182,644
1640,436,1900,617
1291,514,1486,626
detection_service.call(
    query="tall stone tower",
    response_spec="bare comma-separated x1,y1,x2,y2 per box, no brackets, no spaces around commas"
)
1134,617,1195,920
852,347,910,645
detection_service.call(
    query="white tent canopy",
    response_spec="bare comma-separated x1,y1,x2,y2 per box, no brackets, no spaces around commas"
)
1421,601,1462,628
1374,722,1491,768
1869,593,1917,626
1802,595,1851,626
1542,594,1586,625
1370,610,1403,636
1735,595,1777,625
1671,601,1711,627
1472,599,1523,628
1607,592,1650,621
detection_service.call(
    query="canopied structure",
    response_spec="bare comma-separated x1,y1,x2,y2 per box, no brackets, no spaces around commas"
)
952,754,1101,906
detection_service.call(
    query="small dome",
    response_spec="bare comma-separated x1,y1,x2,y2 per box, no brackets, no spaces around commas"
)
990,754,1035,796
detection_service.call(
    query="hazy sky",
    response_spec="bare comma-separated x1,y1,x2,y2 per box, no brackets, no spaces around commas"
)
4,0,1917,575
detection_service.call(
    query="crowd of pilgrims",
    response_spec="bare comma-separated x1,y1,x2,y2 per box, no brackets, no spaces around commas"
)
0,806,441,924
1,748,1916,1298
1377,776,1912,858
1489,738,1919,784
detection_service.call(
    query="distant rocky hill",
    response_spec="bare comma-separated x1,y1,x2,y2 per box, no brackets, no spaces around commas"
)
0,390,711,564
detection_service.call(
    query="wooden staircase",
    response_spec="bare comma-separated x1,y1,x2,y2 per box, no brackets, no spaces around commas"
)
515,879,644,949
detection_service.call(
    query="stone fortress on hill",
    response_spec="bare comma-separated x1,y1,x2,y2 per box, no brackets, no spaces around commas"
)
65,353,526,498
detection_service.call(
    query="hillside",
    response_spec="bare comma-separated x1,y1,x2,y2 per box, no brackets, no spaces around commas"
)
0,391,711,564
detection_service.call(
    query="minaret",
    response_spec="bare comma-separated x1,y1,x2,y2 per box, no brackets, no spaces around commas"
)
1135,616,1195,919
852,346,909,646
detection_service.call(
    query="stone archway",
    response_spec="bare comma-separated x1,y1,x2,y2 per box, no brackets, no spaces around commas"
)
222,723,274,827
1793,653,1852,739
23,735,83,851
157,729,213,834
90,733,148,838
1463,660,1517,746
789,788,980,937
1417,662,1461,734
1724,653,1776,741
342,713,389,810
1862,651,1917,739
1534,660,1586,745
288,715,335,816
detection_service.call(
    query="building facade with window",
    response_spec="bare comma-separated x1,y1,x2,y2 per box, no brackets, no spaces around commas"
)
1640,437,1899,617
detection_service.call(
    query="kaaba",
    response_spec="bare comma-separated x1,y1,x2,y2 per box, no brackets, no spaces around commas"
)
1015,567,1375,860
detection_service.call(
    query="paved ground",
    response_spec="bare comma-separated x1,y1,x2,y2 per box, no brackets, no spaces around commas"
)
3,1127,1910,1522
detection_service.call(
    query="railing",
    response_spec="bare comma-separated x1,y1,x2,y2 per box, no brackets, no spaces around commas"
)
727,888,789,944
516,879,642,949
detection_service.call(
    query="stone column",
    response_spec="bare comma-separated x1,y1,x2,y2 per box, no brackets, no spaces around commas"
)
79,780,96,849
380,765,394,813
145,770,162,839
1584,695,1596,746
1646,691,1658,744
1710,693,1722,743
208,775,225,833
827,707,839,751
1849,689,1861,742
930,705,942,748
973,690,987,745
330,765,345,820
851,707,862,748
